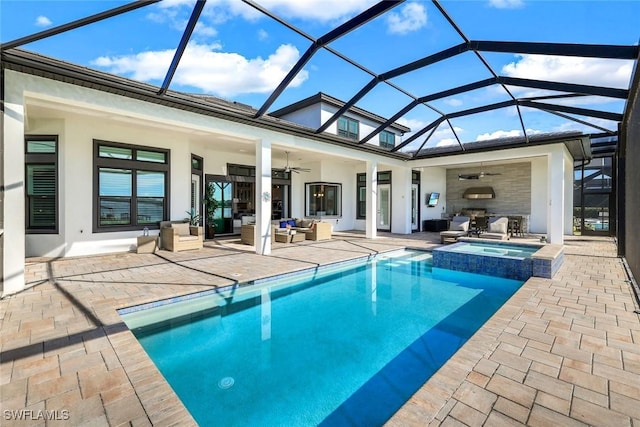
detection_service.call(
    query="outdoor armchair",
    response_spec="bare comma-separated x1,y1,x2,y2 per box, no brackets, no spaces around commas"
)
160,223,203,251
302,222,332,241
440,216,470,244
481,217,510,240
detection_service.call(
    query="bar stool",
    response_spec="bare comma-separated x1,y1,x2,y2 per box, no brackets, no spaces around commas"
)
508,216,523,237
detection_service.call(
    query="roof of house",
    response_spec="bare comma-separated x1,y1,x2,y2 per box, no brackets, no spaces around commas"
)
1,48,407,159
2,48,597,162
411,131,591,160
269,92,412,134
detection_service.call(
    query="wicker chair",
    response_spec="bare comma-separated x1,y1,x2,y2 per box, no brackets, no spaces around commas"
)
302,222,332,241
160,223,203,251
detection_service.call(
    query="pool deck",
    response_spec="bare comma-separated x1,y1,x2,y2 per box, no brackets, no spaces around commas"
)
1,233,639,426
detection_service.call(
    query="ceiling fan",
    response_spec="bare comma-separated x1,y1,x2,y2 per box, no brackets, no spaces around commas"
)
458,164,501,180
458,171,502,180
283,151,310,174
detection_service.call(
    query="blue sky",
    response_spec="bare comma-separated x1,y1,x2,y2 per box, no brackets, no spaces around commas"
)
2,0,638,151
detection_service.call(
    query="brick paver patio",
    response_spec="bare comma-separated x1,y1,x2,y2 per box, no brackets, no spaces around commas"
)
1,233,638,426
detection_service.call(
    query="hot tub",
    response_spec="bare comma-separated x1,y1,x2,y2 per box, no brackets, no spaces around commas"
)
432,239,563,281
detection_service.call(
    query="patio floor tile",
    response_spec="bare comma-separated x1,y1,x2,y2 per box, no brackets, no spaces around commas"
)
1,233,639,425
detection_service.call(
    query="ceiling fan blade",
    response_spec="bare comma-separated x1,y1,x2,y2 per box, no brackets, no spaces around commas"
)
458,174,480,180
283,151,310,173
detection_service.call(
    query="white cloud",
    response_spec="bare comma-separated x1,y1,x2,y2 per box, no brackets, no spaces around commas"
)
552,118,617,134
433,126,463,147
156,0,378,25
255,0,378,22
396,117,427,131
35,16,52,27
502,54,633,90
444,98,463,107
488,0,524,9
158,0,193,8
195,22,218,37
475,128,543,141
387,2,427,35
476,129,521,141
92,42,308,97
436,138,458,147
258,29,269,41
397,117,463,148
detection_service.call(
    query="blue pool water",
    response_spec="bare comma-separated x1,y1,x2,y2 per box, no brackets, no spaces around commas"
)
449,241,540,258
121,250,523,426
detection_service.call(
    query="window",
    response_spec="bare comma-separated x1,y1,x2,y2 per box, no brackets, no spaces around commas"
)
306,182,341,217
337,116,359,140
94,140,169,231
191,154,203,220
379,131,395,149
25,136,58,233
356,173,366,219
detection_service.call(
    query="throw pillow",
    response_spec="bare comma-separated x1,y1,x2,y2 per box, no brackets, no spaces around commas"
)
279,220,288,228
172,222,190,236
287,219,296,228
301,219,312,228
489,221,507,234
450,220,468,232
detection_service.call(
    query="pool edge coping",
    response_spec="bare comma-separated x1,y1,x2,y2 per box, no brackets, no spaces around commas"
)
117,247,416,316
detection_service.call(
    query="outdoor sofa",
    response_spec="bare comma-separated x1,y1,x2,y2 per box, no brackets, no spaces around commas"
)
275,218,332,241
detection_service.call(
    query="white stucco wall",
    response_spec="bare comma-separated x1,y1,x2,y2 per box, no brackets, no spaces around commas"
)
2,75,26,296
389,166,412,234
7,70,412,261
320,159,356,232
420,167,447,220
529,157,548,233
319,103,404,148
564,152,575,235
274,103,321,129
6,68,580,269
25,115,198,257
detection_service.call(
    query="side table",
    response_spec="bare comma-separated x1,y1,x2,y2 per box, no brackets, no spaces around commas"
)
136,235,158,253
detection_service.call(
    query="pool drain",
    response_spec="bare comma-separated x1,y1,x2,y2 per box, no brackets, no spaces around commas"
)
218,377,235,389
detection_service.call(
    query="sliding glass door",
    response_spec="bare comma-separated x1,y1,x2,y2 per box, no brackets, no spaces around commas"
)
206,180,233,235
574,156,614,236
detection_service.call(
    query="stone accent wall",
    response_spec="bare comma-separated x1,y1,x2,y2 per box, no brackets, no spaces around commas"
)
446,162,531,215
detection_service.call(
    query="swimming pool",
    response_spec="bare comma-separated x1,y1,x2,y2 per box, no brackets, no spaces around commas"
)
120,250,523,426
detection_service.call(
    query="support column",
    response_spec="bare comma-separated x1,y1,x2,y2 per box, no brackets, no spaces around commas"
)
366,160,377,239
547,148,565,244
2,80,26,296
255,139,272,255
563,154,574,235
391,166,412,234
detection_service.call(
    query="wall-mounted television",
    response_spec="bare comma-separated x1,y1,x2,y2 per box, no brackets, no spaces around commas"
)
426,192,440,207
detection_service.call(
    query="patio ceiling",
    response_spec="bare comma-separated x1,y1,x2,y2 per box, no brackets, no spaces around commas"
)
1,0,638,160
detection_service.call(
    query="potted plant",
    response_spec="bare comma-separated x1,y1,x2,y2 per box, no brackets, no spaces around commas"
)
203,184,220,239
184,209,201,226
